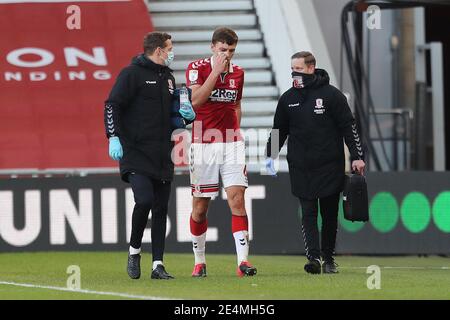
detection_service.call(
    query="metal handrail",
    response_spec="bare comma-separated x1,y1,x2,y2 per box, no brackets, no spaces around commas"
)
369,108,413,170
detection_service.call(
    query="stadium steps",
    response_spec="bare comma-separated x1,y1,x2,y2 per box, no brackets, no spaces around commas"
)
171,57,271,72
147,1,254,12
147,0,283,169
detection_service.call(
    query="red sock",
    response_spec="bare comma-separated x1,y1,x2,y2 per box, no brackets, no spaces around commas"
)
190,216,208,236
232,215,248,233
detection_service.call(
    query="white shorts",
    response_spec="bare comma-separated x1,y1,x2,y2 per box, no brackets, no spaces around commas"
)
189,141,248,198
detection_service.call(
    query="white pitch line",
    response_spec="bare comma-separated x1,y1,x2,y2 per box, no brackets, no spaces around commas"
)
0,0,131,3
340,267,450,270
0,281,180,300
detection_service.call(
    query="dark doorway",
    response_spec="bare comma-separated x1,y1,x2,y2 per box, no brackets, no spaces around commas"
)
426,6,450,170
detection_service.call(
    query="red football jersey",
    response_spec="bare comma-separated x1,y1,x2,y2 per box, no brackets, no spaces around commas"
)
186,56,244,143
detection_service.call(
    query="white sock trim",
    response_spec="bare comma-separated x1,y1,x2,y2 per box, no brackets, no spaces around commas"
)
192,232,207,265
153,260,163,271
129,246,141,255
233,230,249,266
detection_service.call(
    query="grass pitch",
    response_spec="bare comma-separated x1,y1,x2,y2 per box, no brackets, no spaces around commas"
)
0,252,449,300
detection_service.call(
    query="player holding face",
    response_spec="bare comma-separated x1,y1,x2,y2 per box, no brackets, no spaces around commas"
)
185,27,256,278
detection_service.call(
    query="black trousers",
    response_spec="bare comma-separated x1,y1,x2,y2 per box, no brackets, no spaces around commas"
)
299,193,340,261
129,173,171,262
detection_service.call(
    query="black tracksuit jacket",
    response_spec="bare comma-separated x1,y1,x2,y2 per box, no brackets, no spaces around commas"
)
266,69,364,200
104,54,176,182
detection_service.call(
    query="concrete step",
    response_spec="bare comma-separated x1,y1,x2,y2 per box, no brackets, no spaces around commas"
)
169,29,262,42
152,13,257,29
174,42,263,57
171,57,270,71
147,1,253,12
240,116,274,128
243,86,279,98
173,69,272,85
241,128,272,140
242,100,277,115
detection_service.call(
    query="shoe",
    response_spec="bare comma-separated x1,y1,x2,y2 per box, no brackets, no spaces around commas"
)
151,264,174,280
322,258,339,274
304,258,321,274
237,261,257,277
127,254,141,279
192,263,207,277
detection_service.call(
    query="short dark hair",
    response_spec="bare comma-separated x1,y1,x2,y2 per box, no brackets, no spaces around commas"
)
291,51,316,66
143,32,172,55
212,27,239,45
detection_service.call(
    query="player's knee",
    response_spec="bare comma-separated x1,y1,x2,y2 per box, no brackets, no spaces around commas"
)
192,200,209,219
193,206,208,216
228,192,245,211
192,210,208,222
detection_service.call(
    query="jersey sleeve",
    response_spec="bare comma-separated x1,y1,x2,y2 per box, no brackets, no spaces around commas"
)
186,62,204,87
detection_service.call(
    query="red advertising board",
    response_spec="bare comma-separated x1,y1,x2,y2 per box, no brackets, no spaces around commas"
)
0,0,153,169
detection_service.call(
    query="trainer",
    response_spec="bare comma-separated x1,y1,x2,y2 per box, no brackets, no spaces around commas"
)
265,51,365,274
103,32,195,280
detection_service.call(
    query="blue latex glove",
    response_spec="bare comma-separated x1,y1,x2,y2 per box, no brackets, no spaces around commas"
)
109,136,123,161
265,158,277,177
179,101,196,121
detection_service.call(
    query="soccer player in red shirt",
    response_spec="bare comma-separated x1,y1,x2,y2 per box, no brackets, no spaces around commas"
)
185,27,256,277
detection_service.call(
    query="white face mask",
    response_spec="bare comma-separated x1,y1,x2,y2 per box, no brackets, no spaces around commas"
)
161,48,174,67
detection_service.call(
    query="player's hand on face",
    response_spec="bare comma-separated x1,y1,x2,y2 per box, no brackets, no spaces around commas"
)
213,52,228,75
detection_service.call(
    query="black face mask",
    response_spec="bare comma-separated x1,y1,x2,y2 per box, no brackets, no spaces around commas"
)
292,71,316,89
